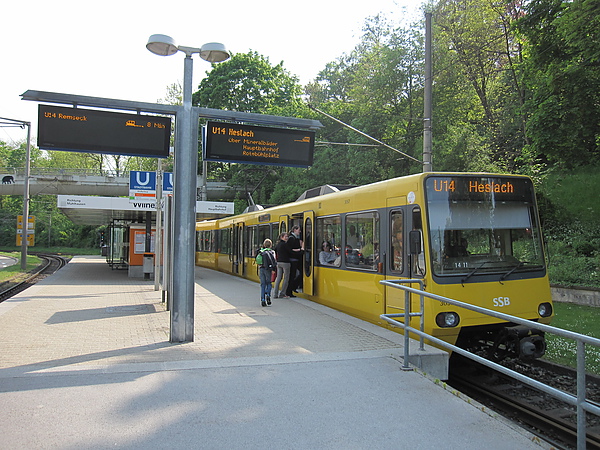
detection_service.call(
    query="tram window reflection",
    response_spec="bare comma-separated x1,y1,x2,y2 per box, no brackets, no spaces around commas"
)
345,212,379,270
391,211,403,272
316,216,341,266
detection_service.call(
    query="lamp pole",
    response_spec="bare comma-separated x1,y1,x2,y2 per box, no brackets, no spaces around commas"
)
21,123,31,270
147,35,229,342
423,12,433,173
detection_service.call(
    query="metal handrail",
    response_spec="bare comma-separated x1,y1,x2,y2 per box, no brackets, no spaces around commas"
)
380,279,600,450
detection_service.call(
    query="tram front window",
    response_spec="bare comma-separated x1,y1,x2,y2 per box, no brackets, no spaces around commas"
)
426,176,545,278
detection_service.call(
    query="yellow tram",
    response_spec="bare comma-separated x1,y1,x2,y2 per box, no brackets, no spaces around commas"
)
196,172,553,359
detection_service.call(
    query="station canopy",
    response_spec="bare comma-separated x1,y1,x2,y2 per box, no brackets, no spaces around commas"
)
57,195,233,225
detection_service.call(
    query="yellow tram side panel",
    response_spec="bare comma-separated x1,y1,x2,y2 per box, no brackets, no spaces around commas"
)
311,266,386,324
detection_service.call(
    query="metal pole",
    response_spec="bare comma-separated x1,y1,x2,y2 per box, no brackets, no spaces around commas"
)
423,12,433,173
20,123,31,270
170,53,196,342
403,290,412,371
576,340,586,450
164,195,173,310
154,159,163,291
201,159,208,201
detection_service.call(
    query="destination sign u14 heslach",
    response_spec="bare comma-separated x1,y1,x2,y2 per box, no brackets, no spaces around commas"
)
204,121,315,168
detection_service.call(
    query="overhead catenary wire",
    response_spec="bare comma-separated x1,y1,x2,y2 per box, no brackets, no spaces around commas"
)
315,141,380,147
307,104,423,165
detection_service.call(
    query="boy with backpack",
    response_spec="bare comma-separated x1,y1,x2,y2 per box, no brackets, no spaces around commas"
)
256,239,277,307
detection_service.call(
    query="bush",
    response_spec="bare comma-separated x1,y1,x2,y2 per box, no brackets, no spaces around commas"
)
546,241,600,288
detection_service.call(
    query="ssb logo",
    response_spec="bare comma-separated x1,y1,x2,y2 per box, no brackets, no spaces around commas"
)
493,297,511,307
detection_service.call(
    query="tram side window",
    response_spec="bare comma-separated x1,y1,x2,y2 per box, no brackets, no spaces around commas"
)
345,212,379,270
246,226,257,257
316,216,341,267
220,228,231,254
208,230,215,253
411,207,426,276
258,225,270,253
391,211,403,272
196,231,204,252
198,231,212,252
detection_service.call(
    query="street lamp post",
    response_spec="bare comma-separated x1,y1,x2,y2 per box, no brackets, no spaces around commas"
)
0,117,32,269
146,34,230,342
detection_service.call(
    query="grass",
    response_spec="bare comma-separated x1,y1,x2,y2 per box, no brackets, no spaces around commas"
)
0,251,43,283
543,302,600,375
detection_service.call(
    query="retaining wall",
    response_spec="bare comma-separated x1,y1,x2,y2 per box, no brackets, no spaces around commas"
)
551,286,600,307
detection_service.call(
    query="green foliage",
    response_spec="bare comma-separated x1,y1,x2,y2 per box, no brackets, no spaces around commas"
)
544,302,600,374
537,168,600,287
193,51,305,117
515,0,600,169
546,241,600,288
0,140,109,249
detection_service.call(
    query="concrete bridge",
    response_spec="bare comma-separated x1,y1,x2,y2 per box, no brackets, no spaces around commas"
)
0,168,243,200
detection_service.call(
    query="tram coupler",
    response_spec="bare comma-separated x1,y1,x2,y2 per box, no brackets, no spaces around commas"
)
491,325,546,360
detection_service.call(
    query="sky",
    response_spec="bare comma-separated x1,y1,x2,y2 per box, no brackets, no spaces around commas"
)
0,0,424,144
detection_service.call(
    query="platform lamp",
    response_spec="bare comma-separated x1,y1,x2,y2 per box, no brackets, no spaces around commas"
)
146,34,230,342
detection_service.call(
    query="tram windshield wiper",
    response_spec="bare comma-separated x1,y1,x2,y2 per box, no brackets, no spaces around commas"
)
461,261,489,286
499,261,526,283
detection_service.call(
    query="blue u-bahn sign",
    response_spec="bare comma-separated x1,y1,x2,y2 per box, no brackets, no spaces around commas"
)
129,171,173,200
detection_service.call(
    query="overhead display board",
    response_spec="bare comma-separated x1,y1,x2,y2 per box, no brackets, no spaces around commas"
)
204,121,315,167
38,105,171,158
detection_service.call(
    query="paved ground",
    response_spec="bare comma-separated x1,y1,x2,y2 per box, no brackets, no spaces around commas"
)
0,256,549,449
0,254,18,269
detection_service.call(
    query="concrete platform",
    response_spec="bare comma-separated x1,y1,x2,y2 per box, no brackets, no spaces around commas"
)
0,256,549,449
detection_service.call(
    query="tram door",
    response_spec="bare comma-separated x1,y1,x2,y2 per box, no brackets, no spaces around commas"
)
303,211,315,296
383,200,423,332
231,223,245,275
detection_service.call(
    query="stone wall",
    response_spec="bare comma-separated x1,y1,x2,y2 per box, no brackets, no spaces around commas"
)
551,286,600,307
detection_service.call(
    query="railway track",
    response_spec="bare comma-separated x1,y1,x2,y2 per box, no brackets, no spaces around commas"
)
0,253,69,302
448,354,600,449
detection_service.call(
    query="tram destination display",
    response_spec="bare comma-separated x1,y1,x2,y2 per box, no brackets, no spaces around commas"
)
38,105,171,158
204,121,315,167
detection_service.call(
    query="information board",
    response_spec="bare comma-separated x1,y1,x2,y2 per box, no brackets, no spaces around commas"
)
38,105,171,158
204,121,315,167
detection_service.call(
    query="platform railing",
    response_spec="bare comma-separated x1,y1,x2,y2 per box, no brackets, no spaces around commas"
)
380,279,600,450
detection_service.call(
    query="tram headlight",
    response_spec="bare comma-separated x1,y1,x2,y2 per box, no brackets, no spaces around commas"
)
538,302,553,318
436,312,460,328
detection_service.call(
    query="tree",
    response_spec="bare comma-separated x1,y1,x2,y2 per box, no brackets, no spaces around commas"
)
515,0,600,170
192,51,311,205
193,51,305,116
304,15,428,182
433,0,531,171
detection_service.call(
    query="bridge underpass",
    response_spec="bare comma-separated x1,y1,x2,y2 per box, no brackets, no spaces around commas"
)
0,168,243,200
1,167,245,225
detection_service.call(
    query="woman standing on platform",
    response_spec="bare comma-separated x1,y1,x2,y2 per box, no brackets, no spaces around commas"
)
286,225,304,297
273,232,291,298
